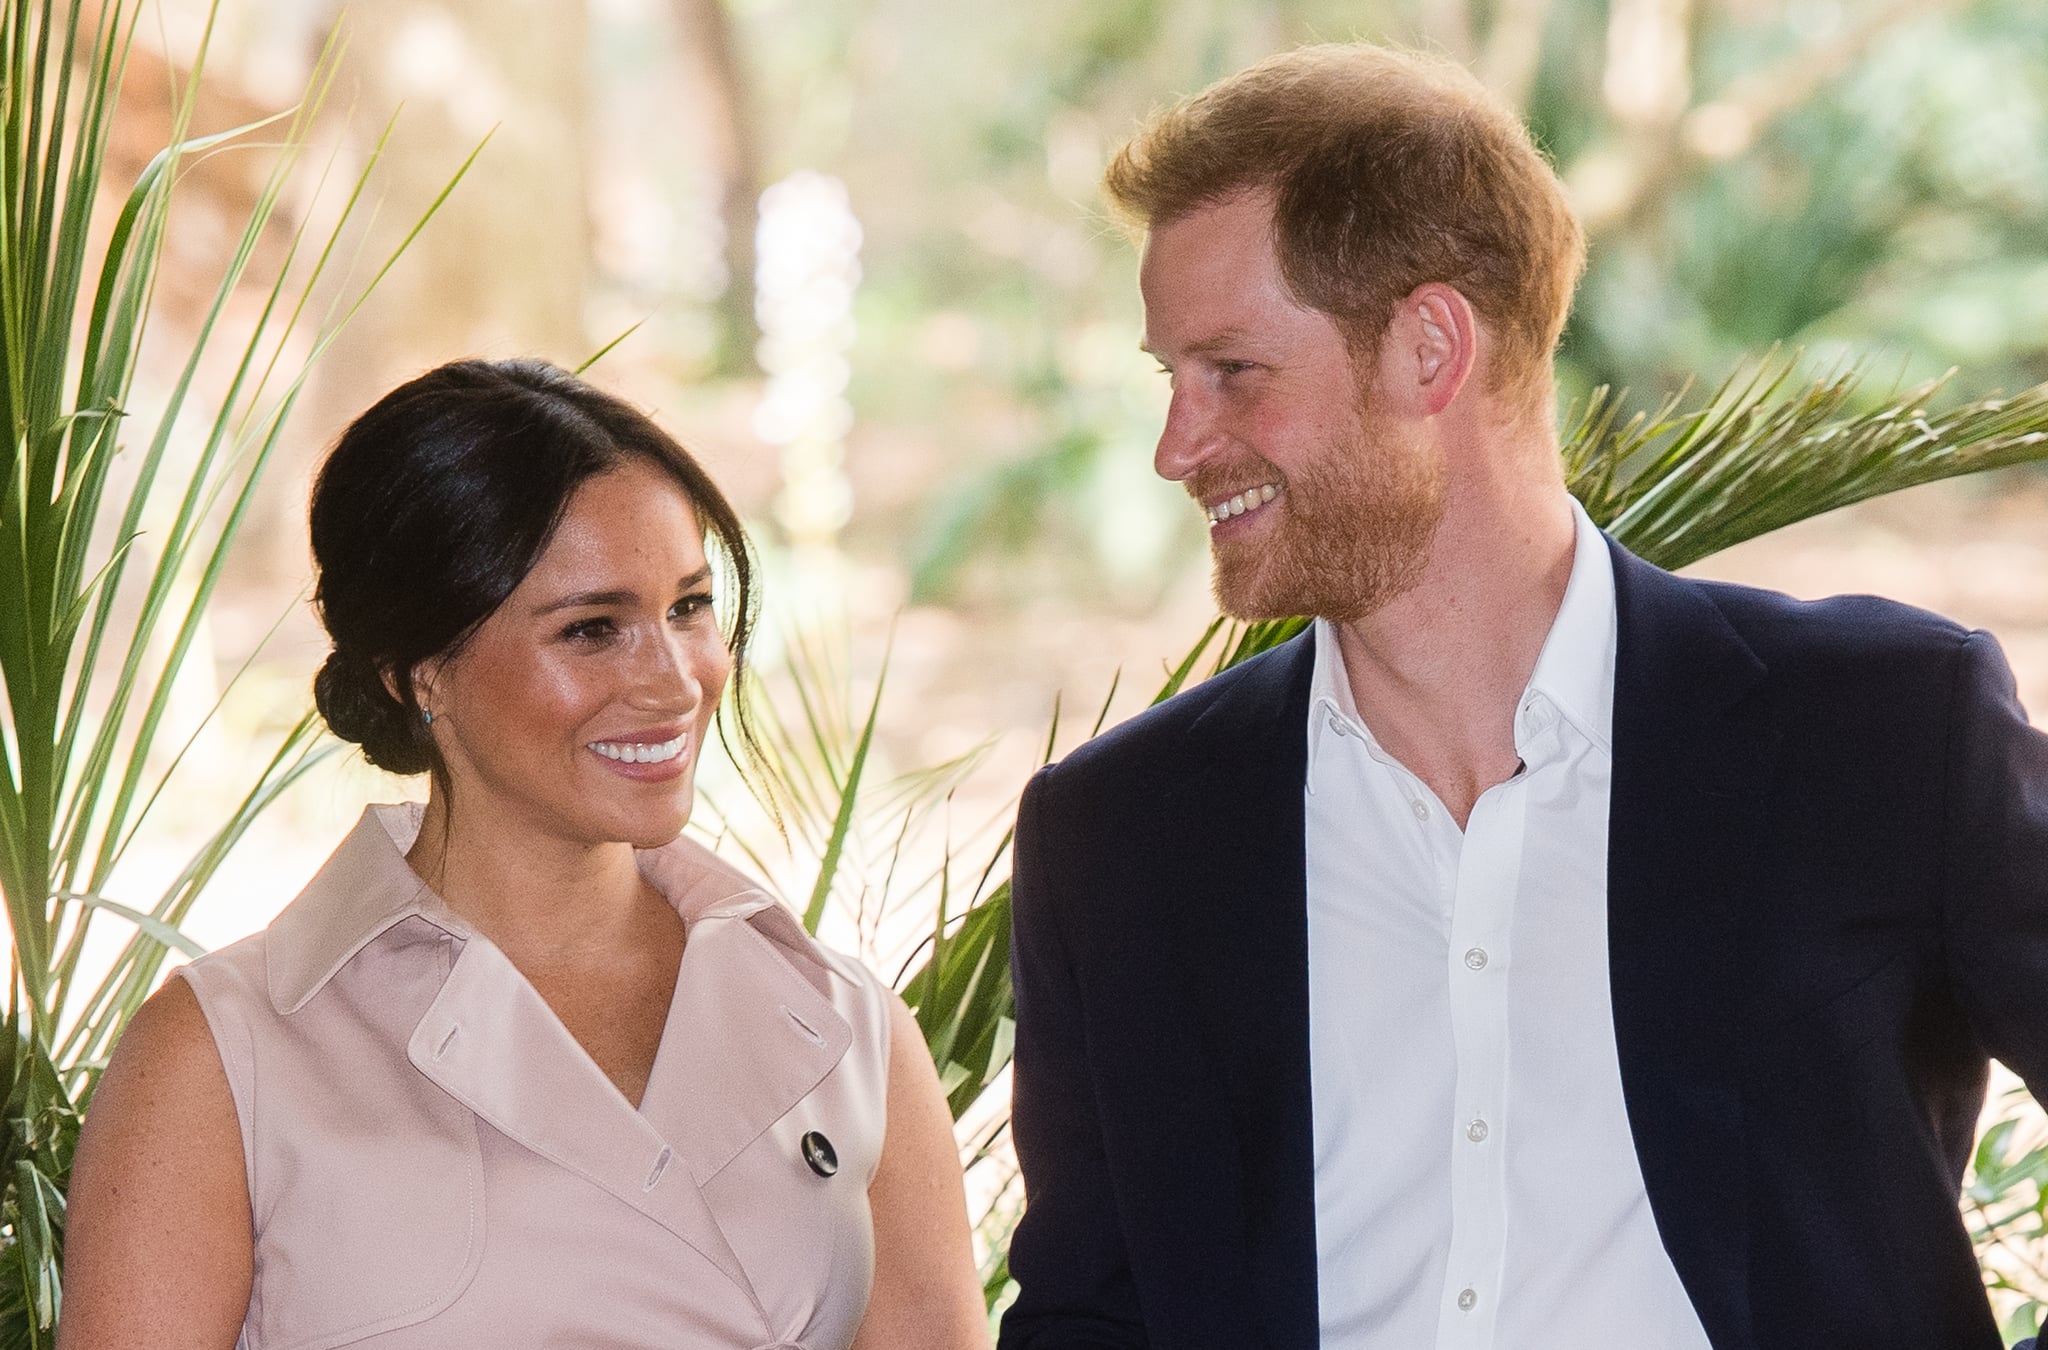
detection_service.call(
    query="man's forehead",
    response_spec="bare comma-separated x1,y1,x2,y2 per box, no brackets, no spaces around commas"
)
1141,192,1277,265
1140,205,1276,303
1138,201,1313,352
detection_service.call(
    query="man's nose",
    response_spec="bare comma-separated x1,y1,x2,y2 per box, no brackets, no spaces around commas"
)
1153,386,1217,483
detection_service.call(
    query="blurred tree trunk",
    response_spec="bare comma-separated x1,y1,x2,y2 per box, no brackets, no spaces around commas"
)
670,0,760,374
1417,0,1474,62
335,0,588,358
1563,0,1955,239
1476,0,1558,109
264,0,590,578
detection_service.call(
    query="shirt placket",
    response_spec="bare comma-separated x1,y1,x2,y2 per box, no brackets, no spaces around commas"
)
1435,756,1528,1350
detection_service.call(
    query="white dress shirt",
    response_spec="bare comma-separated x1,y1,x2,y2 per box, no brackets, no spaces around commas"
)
1305,499,1713,1348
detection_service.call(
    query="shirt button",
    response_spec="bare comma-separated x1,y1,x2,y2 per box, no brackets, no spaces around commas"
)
1463,947,1488,971
1457,1287,1478,1312
1409,800,1429,821
1466,1118,1489,1143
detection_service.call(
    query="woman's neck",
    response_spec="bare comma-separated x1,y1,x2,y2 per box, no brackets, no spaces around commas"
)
405,795,662,968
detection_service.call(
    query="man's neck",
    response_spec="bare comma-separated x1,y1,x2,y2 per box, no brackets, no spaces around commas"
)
1332,483,1578,828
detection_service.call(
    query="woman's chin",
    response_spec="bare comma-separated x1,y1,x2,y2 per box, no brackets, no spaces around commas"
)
614,792,695,851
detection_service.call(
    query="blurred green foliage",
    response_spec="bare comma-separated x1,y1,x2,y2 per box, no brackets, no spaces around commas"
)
715,0,2048,604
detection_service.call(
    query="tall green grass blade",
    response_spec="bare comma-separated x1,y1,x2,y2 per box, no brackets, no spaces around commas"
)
49,893,204,962
576,318,647,374
58,713,335,1079
802,649,889,933
1152,615,1224,705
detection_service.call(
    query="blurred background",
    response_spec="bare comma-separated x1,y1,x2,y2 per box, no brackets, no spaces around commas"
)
115,0,2048,920
70,0,2048,1323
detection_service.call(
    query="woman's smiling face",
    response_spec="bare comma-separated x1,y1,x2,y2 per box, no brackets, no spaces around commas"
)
417,456,733,851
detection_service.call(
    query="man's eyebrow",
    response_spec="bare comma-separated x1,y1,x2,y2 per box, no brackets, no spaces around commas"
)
532,567,714,615
1141,330,1256,359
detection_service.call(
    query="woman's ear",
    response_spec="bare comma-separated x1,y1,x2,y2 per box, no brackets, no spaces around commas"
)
384,659,440,723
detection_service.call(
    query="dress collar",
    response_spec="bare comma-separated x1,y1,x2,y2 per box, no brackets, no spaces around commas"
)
265,802,790,1015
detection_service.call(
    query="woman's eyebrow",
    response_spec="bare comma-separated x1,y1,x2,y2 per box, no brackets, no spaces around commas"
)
533,568,714,615
532,588,635,615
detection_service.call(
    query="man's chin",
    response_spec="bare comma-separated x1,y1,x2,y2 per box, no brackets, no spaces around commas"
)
1210,560,1308,625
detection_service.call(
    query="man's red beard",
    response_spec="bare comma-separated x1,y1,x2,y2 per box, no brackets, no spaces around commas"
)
1191,411,1446,624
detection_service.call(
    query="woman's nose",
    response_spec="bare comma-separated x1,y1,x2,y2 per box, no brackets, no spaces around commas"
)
631,628,706,710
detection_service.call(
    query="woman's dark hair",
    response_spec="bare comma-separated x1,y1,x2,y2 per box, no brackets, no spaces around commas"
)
310,358,767,794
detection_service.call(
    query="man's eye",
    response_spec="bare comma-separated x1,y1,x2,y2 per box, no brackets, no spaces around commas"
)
1215,360,1254,376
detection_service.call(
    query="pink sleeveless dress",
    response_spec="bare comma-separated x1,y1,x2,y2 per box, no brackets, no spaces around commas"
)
179,803,892,1350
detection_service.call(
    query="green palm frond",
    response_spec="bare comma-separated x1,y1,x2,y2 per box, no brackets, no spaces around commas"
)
1190,361,2048,672
1568,357,2048,573
0,1,473,1330
0,1013,77,1349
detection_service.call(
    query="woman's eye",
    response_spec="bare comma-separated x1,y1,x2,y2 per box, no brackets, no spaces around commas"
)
670,593,715,622
561,617,616,642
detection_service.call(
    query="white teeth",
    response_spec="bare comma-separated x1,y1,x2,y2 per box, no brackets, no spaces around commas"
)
588,734,686,764
1207,483,1282,525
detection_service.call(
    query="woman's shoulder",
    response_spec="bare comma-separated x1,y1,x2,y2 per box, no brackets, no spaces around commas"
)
61,977,254,1349
110,975,235,1091
173,929,274,1087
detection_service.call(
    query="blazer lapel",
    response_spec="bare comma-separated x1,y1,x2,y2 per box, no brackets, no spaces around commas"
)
1607,540,1779,1350
1173,633,1321,1350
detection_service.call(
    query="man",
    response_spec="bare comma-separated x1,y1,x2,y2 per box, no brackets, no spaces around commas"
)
998,42,2048,1350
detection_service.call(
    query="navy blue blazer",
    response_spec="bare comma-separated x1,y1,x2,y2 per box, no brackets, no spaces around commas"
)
999,539,2048,1349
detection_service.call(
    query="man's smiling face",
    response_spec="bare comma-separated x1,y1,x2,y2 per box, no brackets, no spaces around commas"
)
1139,190,1444,623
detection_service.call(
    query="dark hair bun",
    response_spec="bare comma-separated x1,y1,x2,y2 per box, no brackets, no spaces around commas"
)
313,649,430,775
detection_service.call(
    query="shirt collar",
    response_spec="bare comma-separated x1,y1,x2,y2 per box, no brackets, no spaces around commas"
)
264,802,785,1015
1307,615,1371,780
1305,494,1616,772
1524,496,1617,756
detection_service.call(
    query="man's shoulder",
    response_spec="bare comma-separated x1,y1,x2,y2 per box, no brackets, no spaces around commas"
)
1687,572,1973,668
1617,544,1974,672
1033,631,1313,806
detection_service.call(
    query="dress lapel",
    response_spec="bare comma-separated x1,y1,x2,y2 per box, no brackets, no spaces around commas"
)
1606,540,1778,1350
635,904,853,1186
1173,634,1321,1350
405,936,769,1321
400,832,853,1331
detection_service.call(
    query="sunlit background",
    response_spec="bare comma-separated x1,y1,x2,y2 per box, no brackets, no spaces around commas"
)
74,0,2048,1324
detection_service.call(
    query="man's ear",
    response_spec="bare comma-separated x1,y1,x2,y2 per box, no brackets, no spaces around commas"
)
1390,283,1479,417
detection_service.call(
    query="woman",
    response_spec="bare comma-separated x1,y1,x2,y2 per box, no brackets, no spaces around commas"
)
62,359,989,1350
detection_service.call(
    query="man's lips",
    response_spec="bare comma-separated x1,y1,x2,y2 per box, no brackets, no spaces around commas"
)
1203,482,1281,527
